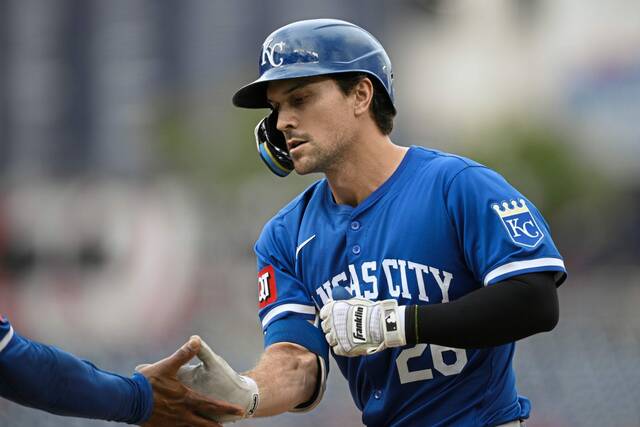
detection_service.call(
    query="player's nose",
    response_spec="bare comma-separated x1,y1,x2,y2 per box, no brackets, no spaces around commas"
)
276,108,298,132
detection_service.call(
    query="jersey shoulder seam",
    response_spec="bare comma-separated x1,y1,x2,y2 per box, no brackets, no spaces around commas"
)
443,164,488,202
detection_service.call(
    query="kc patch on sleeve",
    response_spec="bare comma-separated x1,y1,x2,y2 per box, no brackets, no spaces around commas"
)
258,265,278,308
492,199,544,248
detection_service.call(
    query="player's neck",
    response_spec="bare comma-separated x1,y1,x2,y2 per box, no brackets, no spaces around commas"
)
325,137,408,207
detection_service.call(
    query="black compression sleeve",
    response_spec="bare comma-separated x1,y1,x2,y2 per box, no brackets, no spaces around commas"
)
404,272,559,348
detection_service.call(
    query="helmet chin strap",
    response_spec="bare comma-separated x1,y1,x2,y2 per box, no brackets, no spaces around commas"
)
254,111,294,177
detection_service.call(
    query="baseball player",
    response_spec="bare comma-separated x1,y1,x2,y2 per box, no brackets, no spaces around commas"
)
0,317,241,426
178,19,566,426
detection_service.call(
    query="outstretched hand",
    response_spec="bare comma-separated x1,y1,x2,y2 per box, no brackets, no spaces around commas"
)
136,336,244,427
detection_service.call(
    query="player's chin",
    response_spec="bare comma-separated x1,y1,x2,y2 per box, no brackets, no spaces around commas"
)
292,160,315,175
291,149,318,175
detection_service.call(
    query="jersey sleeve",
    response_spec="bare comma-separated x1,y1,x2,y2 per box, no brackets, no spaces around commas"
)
0,316,152,423
445,166,567,286
254,218,329,412
0,316,15,355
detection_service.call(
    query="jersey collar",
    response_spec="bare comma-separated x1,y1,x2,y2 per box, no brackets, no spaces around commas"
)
322,145,417,216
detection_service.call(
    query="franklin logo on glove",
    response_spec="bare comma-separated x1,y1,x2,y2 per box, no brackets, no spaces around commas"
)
352,306,367,343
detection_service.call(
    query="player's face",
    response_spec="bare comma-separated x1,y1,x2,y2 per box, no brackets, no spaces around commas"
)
266,77,358,175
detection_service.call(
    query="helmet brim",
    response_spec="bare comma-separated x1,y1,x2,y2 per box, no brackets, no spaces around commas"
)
232,80,270,109
231,79,269,108
232,64,337,109
232,64,381,109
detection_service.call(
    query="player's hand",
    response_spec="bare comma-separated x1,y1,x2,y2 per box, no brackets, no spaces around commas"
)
320,288,406,357
176,338,260,424
136,336,244,427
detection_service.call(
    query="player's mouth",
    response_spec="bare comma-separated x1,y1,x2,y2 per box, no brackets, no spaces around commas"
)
287,139,308,153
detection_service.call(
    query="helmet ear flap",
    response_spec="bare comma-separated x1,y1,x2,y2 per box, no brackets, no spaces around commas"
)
254,111,294,177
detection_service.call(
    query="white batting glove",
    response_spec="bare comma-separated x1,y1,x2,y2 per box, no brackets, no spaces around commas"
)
320,297,406,357
177,339,259,423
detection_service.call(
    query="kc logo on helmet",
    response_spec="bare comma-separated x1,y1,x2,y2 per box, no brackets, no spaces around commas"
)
492,199,544,248
261,38,285,68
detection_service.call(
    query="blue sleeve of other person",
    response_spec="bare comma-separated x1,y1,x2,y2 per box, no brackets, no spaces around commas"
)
0,317,152,424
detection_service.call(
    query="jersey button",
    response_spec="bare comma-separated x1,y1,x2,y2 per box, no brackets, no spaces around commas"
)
350,220,360,231
373,390,382,399
352,245,361,255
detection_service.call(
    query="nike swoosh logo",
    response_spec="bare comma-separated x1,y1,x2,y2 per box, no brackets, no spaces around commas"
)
295,234,316,259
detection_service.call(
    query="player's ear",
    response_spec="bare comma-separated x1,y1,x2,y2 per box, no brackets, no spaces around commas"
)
353,77,374,116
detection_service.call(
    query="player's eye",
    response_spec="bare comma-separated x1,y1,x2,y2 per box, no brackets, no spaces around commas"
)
290,94,309,107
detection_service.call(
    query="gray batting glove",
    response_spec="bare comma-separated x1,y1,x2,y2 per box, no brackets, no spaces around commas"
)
177,339,259,423
320,298,406,357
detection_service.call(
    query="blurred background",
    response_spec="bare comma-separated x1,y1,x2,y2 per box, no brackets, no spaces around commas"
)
0,0,639,426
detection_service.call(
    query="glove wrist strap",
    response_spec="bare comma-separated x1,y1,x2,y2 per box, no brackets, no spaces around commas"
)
239,375,260,418
380,300,407,348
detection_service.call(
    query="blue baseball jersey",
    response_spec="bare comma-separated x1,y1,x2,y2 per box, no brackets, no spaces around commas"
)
254,146,566,427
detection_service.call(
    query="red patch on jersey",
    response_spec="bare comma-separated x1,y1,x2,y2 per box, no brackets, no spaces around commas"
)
258,265,277,308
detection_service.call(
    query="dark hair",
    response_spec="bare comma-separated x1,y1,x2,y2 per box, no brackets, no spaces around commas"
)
333,72,396,135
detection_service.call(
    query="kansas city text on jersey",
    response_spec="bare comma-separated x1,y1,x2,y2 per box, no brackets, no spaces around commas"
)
314,259,453,306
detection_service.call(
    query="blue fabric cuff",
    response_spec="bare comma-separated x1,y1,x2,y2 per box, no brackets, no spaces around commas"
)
130,372,154,424
486,266,567,286
264,318,329,369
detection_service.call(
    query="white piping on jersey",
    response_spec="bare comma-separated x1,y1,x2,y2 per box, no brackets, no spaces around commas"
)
295,234,316,259
0,326,14,354
483,258,566,286
261,303,317,328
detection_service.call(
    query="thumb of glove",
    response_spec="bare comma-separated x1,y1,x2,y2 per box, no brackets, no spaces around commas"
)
198,339,229,372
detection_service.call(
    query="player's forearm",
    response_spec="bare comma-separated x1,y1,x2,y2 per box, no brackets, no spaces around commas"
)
0,322,152,424
405,272,559,348
245,342,318,417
